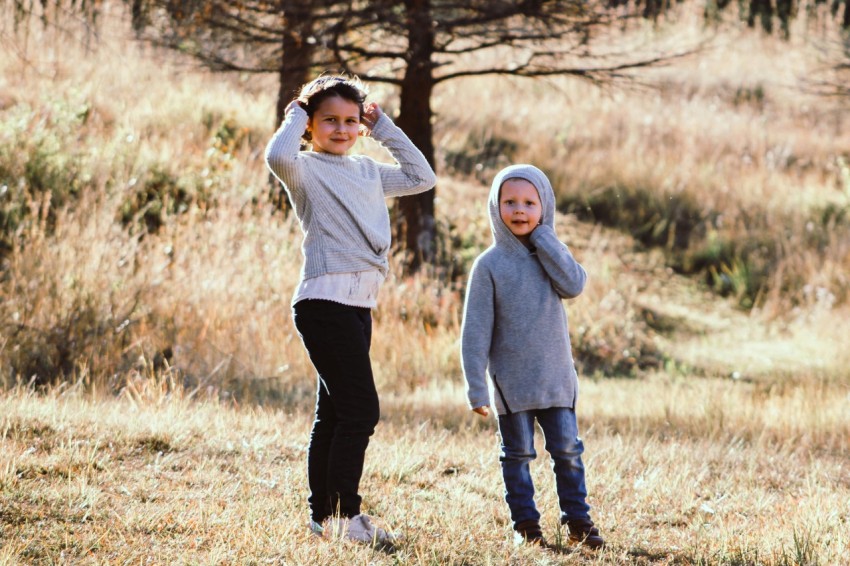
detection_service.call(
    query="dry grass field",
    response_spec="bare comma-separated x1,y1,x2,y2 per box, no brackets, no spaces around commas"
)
2,2,850,564
1,373,848,564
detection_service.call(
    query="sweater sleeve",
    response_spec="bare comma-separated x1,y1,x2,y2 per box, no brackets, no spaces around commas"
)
369,114,437,197
529,225,587,299
264,106,308,199
460,258,495,409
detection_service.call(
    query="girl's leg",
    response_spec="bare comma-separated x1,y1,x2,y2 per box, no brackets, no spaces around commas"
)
306,375,334,523
293,300,380,522
537,407,591,522
497,410,541,527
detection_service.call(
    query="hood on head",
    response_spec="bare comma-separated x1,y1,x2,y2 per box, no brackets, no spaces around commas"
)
487,164,556,250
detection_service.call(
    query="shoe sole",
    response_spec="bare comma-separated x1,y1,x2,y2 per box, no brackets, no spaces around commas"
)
568,537,605,549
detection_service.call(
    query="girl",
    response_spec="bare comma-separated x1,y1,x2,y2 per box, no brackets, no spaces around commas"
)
265,75,436,546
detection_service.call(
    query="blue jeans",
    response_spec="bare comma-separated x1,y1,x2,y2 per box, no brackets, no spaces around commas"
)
497,407,591,527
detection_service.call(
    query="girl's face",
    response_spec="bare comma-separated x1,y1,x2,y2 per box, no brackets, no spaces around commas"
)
499,178,542,245
306,94,361,155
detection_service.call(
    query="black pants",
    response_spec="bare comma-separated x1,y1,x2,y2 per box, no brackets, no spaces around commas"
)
293,299,380,523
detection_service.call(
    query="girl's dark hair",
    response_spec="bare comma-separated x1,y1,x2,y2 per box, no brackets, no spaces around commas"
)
297,74,368,142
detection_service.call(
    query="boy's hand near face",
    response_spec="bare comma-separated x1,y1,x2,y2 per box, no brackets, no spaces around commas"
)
473,406,490,417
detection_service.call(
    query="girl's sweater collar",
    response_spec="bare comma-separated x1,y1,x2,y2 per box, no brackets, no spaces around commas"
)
306,150,352,162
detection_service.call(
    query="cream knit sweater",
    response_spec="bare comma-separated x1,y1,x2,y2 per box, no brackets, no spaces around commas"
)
265,106,437,279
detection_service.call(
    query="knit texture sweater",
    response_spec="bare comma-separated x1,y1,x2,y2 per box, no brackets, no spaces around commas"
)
265,106,437,279
461,164,587,415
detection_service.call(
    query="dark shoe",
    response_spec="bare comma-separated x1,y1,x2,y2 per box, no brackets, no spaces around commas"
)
514,519,547,547
566,519,605,549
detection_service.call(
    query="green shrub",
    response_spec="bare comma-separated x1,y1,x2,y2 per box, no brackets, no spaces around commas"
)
117,113,243,235
118,166,194,234
563,184,706,252
442,131,517,180
0,99,92,258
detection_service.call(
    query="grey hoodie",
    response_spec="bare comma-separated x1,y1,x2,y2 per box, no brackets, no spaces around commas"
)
461,164,587,415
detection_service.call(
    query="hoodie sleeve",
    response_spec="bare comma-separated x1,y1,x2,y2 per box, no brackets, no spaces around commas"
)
369,114,438,197
460,257,495,409
529,225,587,299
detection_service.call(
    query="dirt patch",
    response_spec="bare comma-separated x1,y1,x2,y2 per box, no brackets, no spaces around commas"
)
2,417,58,452
134,434,173,454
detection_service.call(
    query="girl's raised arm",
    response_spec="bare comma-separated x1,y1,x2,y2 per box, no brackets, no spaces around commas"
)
264,102,308,196
367,109,437,197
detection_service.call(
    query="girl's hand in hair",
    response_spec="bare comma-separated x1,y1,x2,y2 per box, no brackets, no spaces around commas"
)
360,102,383,135
285,99,302,115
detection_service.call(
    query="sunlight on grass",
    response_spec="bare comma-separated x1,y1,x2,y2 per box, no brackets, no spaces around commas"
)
2,3,850,564
2,375,849,564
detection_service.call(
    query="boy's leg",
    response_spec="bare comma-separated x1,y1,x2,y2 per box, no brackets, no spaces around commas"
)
537,407,591,523
293,300,380,522
497,410,541,528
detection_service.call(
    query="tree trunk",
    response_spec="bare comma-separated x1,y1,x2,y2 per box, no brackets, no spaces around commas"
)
270,2,315,212
747,0,774,33
394,0,436,272
776,0,792,39
276,3,315,126
843,0,850,30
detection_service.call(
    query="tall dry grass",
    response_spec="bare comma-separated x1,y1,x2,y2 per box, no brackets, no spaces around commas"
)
1,5,850,564
1,6,848,383
0,7,659,389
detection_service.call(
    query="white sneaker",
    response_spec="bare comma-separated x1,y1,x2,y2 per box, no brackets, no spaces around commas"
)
308,519,324,537
322,514,399,547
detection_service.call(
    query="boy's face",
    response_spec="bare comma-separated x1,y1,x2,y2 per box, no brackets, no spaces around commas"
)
306,94,361,155
499,178,542,244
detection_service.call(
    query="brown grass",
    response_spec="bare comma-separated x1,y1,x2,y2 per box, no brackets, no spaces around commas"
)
2,375,848,564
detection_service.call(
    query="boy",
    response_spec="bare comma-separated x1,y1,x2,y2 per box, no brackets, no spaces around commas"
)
461,164,604,549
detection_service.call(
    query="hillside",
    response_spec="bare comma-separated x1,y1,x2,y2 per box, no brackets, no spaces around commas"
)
1,3,850,564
